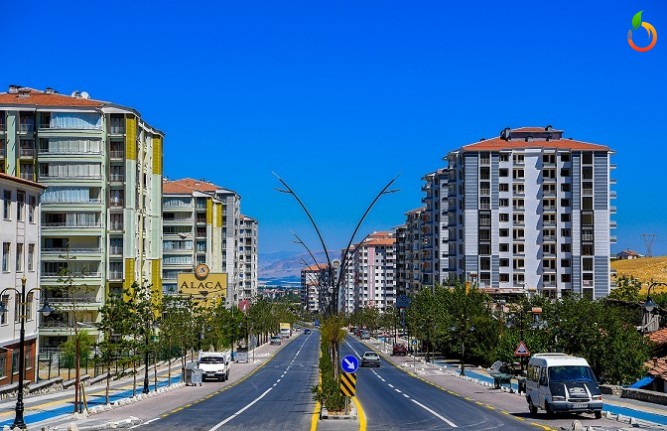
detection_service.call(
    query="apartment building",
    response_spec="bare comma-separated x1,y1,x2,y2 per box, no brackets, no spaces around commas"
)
349,231,396,312
239,215,258,300
0,173,45,385
300,263,327,313
162,178,255,306
0,85,164,348
423,126,615,299
395,207,426,297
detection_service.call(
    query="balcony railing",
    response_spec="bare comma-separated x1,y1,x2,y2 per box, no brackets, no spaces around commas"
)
42,297,101,304
42,198,102,205
42,248,101,254
109,247,123,255
19,148,35,157
109,126,125,134
38,148,102,155
19,123,35,132
109,223,123,231
583,280,594,287
42,222,101,229
42,272,102,278
109,150,124,159
109,199,125,207
110,174,125,182
108,271,123,280
20,172,35,180
39,174,103,180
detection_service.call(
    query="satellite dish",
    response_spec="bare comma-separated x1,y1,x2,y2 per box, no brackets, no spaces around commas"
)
80,91,90,99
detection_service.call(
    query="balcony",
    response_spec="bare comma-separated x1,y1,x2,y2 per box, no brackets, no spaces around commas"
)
109,174,125,183
109,246,123,256
109,199,125,208
39,174,103,181
164,217,194,225
582,280,594,287
42,247,102,256
109,150,124,159
19,148,36,158
42,222,102,230
108,271,123,280
109,126,125,135
42,272,102,279
18,123,35,133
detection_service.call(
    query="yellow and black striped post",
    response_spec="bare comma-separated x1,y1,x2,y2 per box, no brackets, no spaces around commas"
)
340,372,356,397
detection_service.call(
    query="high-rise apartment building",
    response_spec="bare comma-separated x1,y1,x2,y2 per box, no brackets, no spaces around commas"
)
395,207,425,297
422,126,615,299
162,179,256,306
349,231,396,312
0,173,45,384
300,263,327,313
0,86,163,348
239,215,258,300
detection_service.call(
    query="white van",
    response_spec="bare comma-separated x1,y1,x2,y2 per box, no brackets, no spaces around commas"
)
198,351,231,382
526,353,603,418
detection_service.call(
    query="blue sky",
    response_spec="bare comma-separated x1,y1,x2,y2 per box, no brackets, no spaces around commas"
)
6,1,667,256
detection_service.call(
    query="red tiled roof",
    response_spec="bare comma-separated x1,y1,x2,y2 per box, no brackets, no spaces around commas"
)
649,328,667,346
0,88,105,107
0,172,47,190
303,263,328,271
463,136,609,152
647,356,667,379
163,178,221,194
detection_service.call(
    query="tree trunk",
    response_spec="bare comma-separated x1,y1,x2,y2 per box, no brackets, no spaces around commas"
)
132,357,137,397
153,352,157,391
167,356,172,387
105,363,111,405
74,335,80,413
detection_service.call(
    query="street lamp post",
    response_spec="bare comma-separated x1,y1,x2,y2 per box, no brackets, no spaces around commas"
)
643,280,667,334
142,319,150,394
0,276,54,430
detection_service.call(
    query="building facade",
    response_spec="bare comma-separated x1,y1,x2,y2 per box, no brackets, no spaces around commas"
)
349,231,397,312
0,173,45,384
300,263,327,313
0,86,164,349
424,126,615,299
395,207,426,296
162,179,256,306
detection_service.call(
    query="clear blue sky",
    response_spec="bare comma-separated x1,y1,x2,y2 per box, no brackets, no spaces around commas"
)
6,1,667,256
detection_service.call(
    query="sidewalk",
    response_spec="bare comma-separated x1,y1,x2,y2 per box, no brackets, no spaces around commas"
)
2,338,295,431
365,336,667,430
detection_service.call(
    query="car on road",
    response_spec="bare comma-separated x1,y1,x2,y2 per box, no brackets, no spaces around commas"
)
361,351,380,367
270,336,282,345
360,330,371,340
304,329,311,334
392,343,408,356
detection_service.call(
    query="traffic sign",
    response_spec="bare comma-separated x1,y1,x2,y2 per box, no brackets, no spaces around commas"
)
411,339,417,345
396,294,411,308
514,340,531,357
340,372,357,396
341,355,359,373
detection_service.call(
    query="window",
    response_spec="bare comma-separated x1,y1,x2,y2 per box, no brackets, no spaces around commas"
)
12,351,19,374
499,229,509,237
28,244,34,271
561,213,571,222
513,273,525,284
499,198,509,207
28,196,36,223
499,168,508,177
17,191,25,221
513,154,524,164
561,183,571,192
500,259,509,267
513,229,524,240
561,274,572,283
513,259,525,270
499,183,509,192
561,153,571,162
561,259,571,268
543,154,556,164
561,243,572,253
499,213,509,222
2,243,9,272
582,152,593,164
560,199,570,207
513,213,524,225
561,229,571,237
513,183,524,195
0,295,8,325
16,243,23,272
582,197,593,210
543,244,556,255
513,198,524,209
513,169,524,179
513,243,525,254
3,190,10,219
26,292,33,320
560,168,571,177
0,353,5,378
500,243,509,252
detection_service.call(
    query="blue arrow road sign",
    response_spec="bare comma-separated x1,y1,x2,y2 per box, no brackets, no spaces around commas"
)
341,355,359,373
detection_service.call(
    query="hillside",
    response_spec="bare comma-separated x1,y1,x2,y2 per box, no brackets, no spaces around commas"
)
612,256,667,293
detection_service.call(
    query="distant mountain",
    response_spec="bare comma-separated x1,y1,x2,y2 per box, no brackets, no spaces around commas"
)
259,250,339,279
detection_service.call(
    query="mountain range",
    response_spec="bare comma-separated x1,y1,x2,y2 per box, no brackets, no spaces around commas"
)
258,250,338,279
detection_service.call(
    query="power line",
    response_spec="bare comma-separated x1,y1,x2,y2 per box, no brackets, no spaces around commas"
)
642,233,657,257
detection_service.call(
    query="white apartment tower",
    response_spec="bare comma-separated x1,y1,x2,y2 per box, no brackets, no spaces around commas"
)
0,86,163,348
395,207,426,296
351,231,397,312
239,215,258,300
422,126,615,299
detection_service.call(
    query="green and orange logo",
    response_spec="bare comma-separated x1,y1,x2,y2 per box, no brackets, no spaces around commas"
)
628,10,657,52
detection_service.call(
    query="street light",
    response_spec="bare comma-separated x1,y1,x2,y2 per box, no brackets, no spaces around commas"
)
643,280,667,333
0,276,54,430
450,322,475,376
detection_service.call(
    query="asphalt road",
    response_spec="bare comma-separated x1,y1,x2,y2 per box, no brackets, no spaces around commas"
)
138,331,319,431
343,336,539,431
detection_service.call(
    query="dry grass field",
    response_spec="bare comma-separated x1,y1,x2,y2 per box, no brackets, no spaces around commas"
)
612,256,667,294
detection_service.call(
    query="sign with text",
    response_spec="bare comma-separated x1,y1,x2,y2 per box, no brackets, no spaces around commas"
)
178,268,227,305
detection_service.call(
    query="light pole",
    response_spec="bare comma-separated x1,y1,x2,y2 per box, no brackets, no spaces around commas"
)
275,172,398,314
643,280,667,333
142,319,150,394
0,276,54,430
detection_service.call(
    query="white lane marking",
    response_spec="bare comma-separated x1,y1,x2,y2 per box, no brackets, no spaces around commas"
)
277,379,281,383
130,417,161,429
395,389,402,393
403,393,410,398
209,334,312,430
411,399,458,428
380,378,386,382
209,387,273,430
388,383,394,388
344,340,361,358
